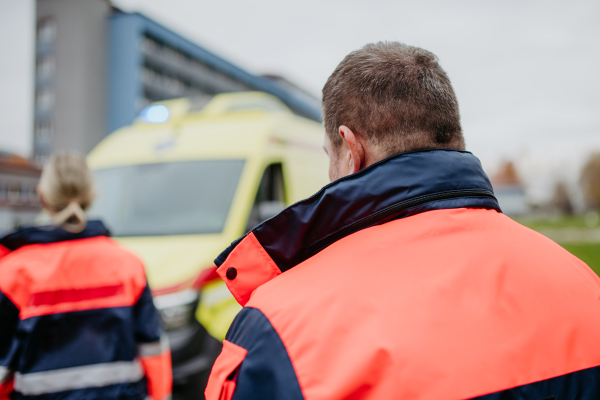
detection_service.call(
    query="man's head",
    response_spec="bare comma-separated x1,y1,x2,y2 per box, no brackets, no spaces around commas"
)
322,41,465,181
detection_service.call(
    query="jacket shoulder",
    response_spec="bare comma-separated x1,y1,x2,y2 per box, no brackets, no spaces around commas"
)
224,307,304,400
242,208,600,399
0,236,147,313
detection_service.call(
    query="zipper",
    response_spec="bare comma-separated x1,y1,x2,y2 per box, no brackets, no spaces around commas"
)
306,189,498,255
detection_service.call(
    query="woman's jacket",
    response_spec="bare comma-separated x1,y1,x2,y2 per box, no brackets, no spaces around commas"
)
0,221,172,400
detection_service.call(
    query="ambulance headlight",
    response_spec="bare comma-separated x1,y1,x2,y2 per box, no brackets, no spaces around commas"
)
153,289,199,330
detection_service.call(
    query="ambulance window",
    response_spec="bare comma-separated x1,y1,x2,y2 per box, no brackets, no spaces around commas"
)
88,159,244,236
246,163,286,232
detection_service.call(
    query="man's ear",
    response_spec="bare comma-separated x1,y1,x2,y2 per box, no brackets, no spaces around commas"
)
339,125,365,174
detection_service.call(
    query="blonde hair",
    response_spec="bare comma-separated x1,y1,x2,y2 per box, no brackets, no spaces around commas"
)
38,152,95,233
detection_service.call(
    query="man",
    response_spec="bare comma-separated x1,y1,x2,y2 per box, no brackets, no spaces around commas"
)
205,42,600,400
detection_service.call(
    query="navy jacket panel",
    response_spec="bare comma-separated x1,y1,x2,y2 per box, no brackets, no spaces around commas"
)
227,307,304,400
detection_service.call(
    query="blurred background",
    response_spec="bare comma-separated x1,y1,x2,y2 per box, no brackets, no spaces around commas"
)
1,1,599,398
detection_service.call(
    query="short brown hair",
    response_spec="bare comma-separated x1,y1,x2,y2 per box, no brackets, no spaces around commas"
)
322,42,464,156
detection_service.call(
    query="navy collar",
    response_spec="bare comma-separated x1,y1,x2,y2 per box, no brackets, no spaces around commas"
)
216,149,501,272
0,220,111,251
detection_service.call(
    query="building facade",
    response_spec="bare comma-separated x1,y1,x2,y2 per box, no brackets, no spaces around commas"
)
0,152,42,235
34,0,321,164
34,0,112,164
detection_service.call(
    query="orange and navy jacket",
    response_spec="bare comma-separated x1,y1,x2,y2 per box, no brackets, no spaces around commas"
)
0,221,172,400
206,149,600,400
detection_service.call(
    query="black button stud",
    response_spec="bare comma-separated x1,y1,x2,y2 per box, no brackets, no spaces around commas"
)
226,267,237,280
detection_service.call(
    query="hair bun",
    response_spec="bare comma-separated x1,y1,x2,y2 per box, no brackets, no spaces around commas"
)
38,152,94,233
50,200,87,233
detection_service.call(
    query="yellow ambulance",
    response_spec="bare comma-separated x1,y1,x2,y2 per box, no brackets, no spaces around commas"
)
86,92,329,395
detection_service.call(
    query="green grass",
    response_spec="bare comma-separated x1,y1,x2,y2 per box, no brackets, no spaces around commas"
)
514,215,593,231
511,215,600,276
560,243,600,276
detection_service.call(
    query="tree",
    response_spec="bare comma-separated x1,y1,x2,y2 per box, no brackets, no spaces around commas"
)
552,181,573,215
581,153,600,210
492,161,521,185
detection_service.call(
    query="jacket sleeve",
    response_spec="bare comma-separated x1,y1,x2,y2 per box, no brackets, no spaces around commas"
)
0,289,19,399
205,307,304,400
134,283,172,400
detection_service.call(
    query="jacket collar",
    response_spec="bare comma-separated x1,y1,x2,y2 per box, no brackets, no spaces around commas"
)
0,220,111,251
217,149,501,306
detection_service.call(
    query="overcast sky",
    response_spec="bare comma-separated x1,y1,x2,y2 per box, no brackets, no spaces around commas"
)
1,0,599,199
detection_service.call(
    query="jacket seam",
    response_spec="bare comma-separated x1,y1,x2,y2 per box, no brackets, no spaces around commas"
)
249,234,282,276
306,194,499,256
0,285,21,313
470,362,600,399
246,306,306,399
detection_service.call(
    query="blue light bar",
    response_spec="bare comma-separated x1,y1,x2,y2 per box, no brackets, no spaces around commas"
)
139,104,170,123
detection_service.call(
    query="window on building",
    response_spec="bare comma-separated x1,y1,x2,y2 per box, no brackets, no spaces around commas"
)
36,55,55,82
7,183,21,204
0,182,7,200
140,33,249,103
36,88,55,112
34,18,56,163
37,18,56,47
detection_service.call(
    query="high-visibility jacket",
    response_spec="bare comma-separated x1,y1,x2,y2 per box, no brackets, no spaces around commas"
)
206,149,600,400
0,221,172,400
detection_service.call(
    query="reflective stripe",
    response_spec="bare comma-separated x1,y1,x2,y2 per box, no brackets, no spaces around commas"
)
29,284,125,307
144,394,172,400
138,333,170,358
0,365,10,383
14,360,144,395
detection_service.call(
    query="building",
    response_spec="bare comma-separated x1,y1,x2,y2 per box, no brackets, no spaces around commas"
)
34,0,322,164
34,0,112,164
491,161,530,216
0,151,42,235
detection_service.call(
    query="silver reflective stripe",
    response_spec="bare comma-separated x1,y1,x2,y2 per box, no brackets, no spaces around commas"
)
144,395,171,400
14,360,144,395
138,333,170,358
0,365,10,383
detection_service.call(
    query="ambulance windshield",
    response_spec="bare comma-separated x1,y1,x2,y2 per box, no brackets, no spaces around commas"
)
88,159,244,236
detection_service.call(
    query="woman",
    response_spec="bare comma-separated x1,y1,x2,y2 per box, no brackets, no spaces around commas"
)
0,152,171,400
